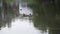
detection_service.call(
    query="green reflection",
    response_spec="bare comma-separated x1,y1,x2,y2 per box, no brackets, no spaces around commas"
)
0,0,19,30
25,0,60,34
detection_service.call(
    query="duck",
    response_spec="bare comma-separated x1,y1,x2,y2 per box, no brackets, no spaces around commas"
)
20,9,22,10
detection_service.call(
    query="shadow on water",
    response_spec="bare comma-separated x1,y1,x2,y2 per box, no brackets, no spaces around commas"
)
24,0,60,34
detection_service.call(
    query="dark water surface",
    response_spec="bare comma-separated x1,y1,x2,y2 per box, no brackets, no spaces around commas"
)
0,2,48,34
0,0,60,34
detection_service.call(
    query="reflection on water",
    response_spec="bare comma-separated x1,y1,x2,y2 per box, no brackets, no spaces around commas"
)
26,0,60,34
0,6,48,34
19,3,33,15
0,16,42,34
2,0,60,34
0,1,48,34
0,0,19,30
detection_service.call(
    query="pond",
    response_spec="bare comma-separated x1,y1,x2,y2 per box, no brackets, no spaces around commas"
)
1,0,60,34
0,2,48,34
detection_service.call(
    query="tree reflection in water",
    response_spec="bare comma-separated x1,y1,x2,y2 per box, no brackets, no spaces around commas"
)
0,0,60,34
0,0,19,30
25,0,60,34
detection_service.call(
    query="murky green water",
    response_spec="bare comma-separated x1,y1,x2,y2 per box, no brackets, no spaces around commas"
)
0,2,48,34
0,0,60,34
